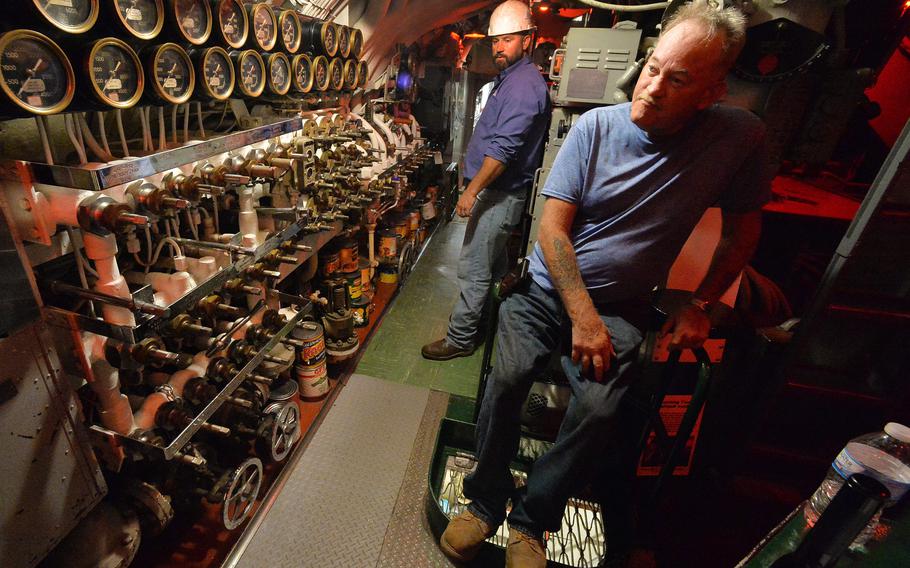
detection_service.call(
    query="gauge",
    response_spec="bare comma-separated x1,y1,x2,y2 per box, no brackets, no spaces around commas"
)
312,54,329,91
146,43,193,104
214,0,247,49
278,10,301,54
321,22,338,57
328,57,343,91
169,0,211,45
342,58,357,91
192,46,233,100
302,20,337,57
29,0,99,35
111,0,164,40
337,25,351,59
0,31,74,116
291,54,313,93
86,38,142,108
248,3,277,52
350,28,363,60
356,60,368,89
265,52,291,96
231,49,264,98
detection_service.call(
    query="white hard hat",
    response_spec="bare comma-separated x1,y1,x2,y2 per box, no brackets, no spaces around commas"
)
487,0,536,37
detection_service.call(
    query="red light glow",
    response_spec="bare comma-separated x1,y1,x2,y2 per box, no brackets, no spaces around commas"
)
464,32,486,39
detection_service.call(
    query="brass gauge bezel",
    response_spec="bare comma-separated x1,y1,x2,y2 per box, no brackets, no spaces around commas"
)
312,54,329,91
278,9,302,54
233,49,265,98
0,30,75,116
356,60,368,89
291,54,313,93
328,57,343,91
321,21,339,57
147,42,194,105
342,58,357,91
350,28,363,59
336,25,351,59
112,0,165,41
31,0,100,35
215,0,248,49
195,46,234,101
249,3,278,52
265,51,291,96
86,37,144,109
170,0,212,46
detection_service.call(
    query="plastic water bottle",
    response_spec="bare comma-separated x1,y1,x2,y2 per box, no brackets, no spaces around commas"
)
803,422,910,546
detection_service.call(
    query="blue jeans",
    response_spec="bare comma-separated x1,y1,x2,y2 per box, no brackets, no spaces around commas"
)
463,280,650,541
446,187,526,350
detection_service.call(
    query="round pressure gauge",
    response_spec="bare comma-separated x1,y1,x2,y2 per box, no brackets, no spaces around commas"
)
0,31,74,116
350,28,363,59
169,0,211,45
321,22,339,57
111,0,165,40
278,10,302,54
336,25,351,59
356,59,368,89
30,0,100,35
86,38,143,108
248,3,277,52
192,46,233,100
311,54,329,91
146,43,194,104
214,0,248,49
265,52,291,95
328,57,343,91
291,54,313,93
342,58,357,91
231,49,264,98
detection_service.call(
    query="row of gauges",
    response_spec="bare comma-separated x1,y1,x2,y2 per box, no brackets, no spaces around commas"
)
11,1,363,60
0,31,370,116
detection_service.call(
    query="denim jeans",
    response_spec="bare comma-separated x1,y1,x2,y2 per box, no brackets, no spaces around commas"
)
463,279,650,542
446,187,526,350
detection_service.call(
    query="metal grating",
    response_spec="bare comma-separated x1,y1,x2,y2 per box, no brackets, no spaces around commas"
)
437,452,606,568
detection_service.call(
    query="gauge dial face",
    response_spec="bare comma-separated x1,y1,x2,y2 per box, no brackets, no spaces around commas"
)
269,54,290,94
203,48,233,99
32,0,98,33
337,26,350,58
0,34,73,114
238,51,264,96
251,4,276,51
351,29,363,59
91,41,141,107
115,0,163,39
217,0,247,48
329,59,342,90
322,23,337,56
292,55,311,92
313,56,328,91
343,60,356,89
174,0,211,44
280,11,300,53
357,61,367,88
152,45,192,103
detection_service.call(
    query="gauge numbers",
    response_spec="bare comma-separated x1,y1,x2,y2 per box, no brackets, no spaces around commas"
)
0,31,74,115
150,43,193,104
89,39,142,108
32,0,99,34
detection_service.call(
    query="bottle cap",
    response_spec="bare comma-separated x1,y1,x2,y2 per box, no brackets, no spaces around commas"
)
884,422,910,443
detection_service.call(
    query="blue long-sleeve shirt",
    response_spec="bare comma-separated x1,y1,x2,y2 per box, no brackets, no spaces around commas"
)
463,56,550,193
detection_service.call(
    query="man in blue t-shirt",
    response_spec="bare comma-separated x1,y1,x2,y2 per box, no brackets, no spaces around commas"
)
439,4,772,568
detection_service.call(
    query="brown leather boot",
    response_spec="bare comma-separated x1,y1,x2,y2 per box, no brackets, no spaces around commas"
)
505,527,547,568
421,339,475,361
439,509,497,562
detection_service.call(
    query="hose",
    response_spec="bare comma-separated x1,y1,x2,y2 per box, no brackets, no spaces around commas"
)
97,112,112,157
196,101,206,139
63,114,88,164
77,113,116,162
158,106,166,151
576,0,669,11
171,104,179,146
183,102,190,143
115,109,130,157
35,116,53,165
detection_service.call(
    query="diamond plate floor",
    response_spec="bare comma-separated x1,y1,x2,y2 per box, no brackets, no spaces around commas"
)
235,374,436,568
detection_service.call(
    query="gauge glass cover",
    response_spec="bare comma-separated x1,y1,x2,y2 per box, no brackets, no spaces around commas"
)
115,0,161,37
1,36,70,112
33,0,96,31
175,0,210,43
218,0,246,47
92,43,140,105
240,53,263,95
252,5,276,50
154,46,191,102
204,49,232,98
270,55,289,93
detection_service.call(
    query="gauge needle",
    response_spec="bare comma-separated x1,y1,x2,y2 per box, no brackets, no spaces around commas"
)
17,58,44,97
102,61,122,92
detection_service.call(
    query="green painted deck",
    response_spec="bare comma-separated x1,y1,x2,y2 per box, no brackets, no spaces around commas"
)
354,218,484,399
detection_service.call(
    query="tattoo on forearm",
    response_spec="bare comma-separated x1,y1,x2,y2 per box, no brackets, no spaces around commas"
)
551,237,585,292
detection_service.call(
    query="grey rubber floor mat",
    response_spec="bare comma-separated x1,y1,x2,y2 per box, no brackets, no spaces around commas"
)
236,374,430,568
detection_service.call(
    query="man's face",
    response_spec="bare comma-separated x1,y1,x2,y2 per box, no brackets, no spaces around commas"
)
630,20,728,136
491,33,529,71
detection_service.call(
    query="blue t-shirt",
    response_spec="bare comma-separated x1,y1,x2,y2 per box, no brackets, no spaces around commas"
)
464,56,550,192
528,103,772,304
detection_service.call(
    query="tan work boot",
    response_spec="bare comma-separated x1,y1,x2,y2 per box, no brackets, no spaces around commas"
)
439,509,497,562
505,527,547,568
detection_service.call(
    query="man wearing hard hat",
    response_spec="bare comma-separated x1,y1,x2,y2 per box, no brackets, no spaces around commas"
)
421,0,550,361
439,2,771,567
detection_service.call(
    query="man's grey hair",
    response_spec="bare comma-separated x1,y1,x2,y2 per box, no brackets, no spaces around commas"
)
661,0,748,70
